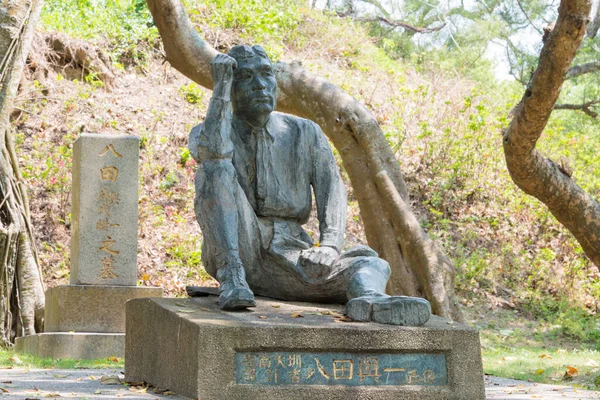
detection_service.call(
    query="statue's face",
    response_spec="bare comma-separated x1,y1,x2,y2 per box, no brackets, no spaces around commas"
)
231,55,277,119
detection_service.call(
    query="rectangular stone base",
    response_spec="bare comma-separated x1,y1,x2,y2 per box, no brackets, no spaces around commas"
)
15,332,124,359
46,285,162,333
125,297,485,400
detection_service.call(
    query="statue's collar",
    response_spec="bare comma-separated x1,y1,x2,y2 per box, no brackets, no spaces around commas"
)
232,113,275,143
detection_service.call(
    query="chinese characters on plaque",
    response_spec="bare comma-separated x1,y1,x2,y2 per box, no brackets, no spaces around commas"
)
235,352,447,386
97,144,122,280
70,134,139,286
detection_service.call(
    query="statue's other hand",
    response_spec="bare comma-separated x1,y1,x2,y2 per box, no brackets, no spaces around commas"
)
299,246,339,280
210,53,237,94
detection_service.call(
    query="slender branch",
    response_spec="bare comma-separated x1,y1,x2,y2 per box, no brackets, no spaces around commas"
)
567,61,600,78
516,0,544,33
337,9,446,33
555,99,600,117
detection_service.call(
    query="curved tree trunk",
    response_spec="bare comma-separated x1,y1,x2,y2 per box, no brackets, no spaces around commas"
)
146,0,463,321
0,0,45,346
503,0,600,266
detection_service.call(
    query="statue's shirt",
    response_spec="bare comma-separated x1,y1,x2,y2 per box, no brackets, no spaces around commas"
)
189,111,346,251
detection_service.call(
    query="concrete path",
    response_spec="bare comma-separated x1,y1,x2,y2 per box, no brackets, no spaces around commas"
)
0,367,599,399
485,375,600,399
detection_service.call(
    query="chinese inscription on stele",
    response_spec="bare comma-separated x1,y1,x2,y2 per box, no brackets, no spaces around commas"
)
234,352,447,386
96,144,122,280
70,134,139,286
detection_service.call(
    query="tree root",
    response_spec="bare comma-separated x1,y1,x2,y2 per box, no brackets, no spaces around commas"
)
27,32,115,88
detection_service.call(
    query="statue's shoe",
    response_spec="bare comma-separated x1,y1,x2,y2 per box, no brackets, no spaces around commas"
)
346,296,431,326
216,263,256,311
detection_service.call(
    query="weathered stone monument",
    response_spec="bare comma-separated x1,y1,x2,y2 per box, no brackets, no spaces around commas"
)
126,296,485,399
16,134,161,359
125,46,485,398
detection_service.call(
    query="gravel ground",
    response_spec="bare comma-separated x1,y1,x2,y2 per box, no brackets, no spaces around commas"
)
0,368,599,399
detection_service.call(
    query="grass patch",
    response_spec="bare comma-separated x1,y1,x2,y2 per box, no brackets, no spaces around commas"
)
0,348,123,370
473,306,600,390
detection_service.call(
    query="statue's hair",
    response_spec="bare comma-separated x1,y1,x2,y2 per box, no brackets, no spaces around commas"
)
228,45,270,63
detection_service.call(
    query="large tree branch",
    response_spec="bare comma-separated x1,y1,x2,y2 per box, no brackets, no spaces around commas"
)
146,0,464,321
567,61,600,78
554,99,600,117
503,0,600,267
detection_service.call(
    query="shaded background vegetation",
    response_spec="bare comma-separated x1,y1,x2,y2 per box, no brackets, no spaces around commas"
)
10,0,600,387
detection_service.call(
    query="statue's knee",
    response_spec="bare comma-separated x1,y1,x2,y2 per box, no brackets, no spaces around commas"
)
367,257,391,279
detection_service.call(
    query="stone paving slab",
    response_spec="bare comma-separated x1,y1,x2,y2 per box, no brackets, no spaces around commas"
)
0,368,186,400
485,375,600,399
0,368,598,399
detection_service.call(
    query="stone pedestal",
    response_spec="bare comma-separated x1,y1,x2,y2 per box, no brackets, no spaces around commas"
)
125,297,485,400
16,285,162,358
16,134,162,359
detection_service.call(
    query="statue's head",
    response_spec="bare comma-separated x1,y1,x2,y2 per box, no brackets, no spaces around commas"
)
228,45,277,122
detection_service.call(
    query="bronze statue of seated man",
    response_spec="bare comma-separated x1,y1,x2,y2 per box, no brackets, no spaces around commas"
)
188,45,431,326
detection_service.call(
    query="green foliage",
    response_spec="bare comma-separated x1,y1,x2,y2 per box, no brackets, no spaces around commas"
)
41,0,158,62
179,82,205,104
186,0,304,59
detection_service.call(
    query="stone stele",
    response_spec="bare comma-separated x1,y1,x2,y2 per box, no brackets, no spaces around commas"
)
125,297,485,400
16,133,162,359
71,133,139,286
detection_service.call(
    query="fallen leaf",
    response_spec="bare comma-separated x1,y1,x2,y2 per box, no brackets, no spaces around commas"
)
53,374,68,379
258,316,267,319
539,354,552,359
107,356,119,363
321,311,332,315
290,313,304,318
129,386,147,393
271,305,281,308
564,366,579,380
101,375,122,385
89,376,96,381
94,389,101,394
0,387,9,393
45,394,61,398
163,391,174,395
9,356,23,365
535,369,545,375
141,273,150,281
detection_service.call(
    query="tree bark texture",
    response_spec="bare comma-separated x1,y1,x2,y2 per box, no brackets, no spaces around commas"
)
503,0,600,267
146,0,463,321
0,0,45,346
